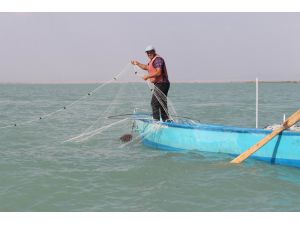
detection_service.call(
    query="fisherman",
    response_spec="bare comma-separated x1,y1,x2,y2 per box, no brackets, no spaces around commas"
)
131,45,170,122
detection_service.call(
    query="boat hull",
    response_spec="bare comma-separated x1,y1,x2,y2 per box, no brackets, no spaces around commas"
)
134,119,300,168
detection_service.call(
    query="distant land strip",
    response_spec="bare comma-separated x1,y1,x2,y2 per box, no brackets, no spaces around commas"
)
0,80,300,84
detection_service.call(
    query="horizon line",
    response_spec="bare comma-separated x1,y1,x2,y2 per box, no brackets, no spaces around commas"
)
0,80,300,84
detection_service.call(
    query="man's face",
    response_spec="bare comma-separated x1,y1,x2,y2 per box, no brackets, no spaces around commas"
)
146,50,155,60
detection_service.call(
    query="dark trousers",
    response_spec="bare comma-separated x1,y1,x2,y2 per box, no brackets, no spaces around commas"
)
151,82,170,121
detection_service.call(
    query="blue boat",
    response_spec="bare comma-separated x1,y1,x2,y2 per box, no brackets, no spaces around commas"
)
133,114,300,168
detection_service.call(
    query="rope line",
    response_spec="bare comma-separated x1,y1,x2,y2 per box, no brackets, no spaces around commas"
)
0,63,130,130
63,118,128,143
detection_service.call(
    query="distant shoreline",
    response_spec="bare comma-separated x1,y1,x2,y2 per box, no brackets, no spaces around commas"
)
0,80,300,84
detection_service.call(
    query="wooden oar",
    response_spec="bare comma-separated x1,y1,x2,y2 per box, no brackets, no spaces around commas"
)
231,109,300,164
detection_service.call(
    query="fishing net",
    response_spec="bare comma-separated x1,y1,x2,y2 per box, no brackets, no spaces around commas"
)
63,65,181,143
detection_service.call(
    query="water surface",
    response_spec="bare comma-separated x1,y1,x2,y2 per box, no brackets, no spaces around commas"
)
0,82,300,211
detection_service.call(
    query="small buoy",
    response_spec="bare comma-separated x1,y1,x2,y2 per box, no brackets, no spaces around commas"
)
88,93,91,96
120,134,133,142
14,124,17,127
39,117,42,120
63,106,66,109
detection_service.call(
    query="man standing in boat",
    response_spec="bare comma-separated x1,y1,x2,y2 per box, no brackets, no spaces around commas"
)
131,45,170,122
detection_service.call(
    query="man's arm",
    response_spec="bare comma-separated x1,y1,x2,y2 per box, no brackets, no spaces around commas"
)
145,68,162,79
131,60,148,70
144,57,163,80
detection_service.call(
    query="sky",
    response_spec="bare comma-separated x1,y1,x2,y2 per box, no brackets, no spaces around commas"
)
0,12,300,83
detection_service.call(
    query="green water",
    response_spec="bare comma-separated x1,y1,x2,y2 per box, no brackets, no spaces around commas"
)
1,82,300,211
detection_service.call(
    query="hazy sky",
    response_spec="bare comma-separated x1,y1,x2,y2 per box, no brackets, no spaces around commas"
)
0,12,299,83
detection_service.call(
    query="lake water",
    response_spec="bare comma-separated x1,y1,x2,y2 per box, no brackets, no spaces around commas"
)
0,82,300,211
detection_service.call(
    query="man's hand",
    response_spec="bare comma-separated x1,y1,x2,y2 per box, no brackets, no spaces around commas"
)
131,60,139,65
143,75,149,80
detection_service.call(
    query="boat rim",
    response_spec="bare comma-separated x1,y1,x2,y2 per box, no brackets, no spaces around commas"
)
133,113,300,136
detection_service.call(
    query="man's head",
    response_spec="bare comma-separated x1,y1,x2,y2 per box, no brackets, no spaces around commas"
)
145,45,156,60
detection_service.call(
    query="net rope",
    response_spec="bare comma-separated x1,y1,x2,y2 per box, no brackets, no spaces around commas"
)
0,63,131,130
